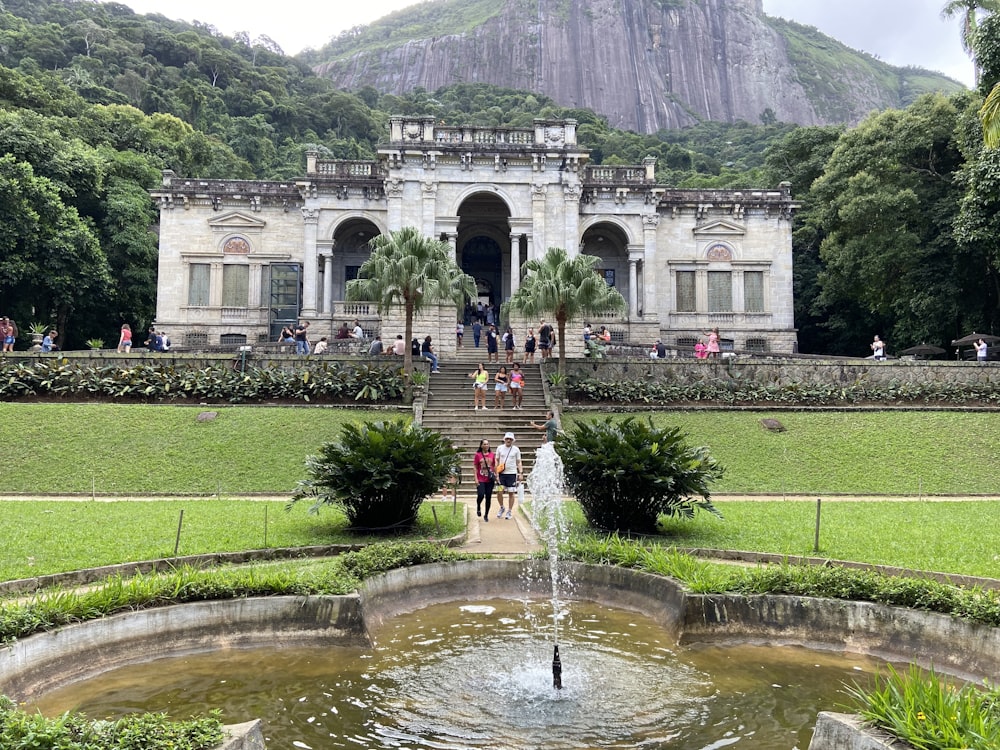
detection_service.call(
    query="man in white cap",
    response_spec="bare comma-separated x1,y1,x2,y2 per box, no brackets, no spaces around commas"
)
494,431,523,520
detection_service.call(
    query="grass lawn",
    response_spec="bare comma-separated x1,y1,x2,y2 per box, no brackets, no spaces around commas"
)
658,500,1000,579
0,499,465,582
0,403,403,494
566,411,1000,496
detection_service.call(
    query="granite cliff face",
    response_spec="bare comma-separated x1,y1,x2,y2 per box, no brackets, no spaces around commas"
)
313,0,962,133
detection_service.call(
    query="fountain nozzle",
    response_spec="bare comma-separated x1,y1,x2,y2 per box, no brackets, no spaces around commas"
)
552,644,562,689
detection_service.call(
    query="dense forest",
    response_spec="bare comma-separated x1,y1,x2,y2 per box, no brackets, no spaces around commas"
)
0,0,996,357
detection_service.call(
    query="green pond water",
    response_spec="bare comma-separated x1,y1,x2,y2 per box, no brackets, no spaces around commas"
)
30,599,882,749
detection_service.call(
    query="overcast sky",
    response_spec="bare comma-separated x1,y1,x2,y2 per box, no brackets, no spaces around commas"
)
118,0,976,87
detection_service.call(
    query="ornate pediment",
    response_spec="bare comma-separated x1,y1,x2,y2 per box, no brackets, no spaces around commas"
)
207,211,267,231
692,219,745,237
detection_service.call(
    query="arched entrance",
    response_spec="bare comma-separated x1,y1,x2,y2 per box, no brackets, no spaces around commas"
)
581,222,631,305
456,192,512,322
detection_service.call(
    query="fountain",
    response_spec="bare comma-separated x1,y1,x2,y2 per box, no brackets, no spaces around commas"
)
524,440,569,689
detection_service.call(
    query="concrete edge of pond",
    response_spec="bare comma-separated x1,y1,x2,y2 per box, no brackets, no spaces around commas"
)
3,559,979,750
810,713,906,750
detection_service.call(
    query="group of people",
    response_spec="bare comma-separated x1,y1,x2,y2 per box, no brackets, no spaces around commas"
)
143,326,170,352
467,361,526,409
471,413,559,521
465,318,557,364
648,328,722,359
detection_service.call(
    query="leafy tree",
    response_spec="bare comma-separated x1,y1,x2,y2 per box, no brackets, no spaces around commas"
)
0,154,111,343
807,94,969,353
763,125,845,353
557,417,723,534
504,247,626,375
346,227,476,380
289,420,460,531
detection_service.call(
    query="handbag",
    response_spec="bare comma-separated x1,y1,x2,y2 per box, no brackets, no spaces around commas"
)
495,462,505,474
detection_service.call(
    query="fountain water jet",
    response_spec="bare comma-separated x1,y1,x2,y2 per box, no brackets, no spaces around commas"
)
525,441,569,689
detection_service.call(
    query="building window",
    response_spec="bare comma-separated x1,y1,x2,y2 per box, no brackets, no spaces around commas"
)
707,271,732,313
222,264,249,308
746,338,768,353
601,269,616,287
745,271,765,312
220,333,247,346
676,271,696,312
345,265,361,282
188,264,210,306
184,332,208,347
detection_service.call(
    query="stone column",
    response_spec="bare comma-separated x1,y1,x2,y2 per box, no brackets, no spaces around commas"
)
531,183,547,255
386,178,404,230
248,262,262,313
323,252,334,315
422,181,438,236
210,261,223,307
301,208,320,316
642,213,660,320
563,183,581,256
509,233,521,296
628,254,639,318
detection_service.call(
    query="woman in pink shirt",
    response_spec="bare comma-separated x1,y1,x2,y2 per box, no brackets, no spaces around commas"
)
704,327,721,358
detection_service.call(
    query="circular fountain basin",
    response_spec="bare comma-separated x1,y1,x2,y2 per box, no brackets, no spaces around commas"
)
3,560,997,749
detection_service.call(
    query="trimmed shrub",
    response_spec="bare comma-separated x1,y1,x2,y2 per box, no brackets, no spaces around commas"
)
290,420,460,531
557,416,724,533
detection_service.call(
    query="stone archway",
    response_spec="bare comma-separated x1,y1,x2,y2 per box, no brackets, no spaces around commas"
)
581,222,630,304
456,192,512,316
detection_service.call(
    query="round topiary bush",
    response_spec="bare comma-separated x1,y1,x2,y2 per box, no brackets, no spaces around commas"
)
290,420,460,531
557,416,724,533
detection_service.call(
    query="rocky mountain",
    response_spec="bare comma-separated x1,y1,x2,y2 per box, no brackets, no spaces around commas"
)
311,0,964,133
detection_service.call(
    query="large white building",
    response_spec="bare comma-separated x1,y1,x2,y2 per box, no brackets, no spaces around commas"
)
151,117,797,354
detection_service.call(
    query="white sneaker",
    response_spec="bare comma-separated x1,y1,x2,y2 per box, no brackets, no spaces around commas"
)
497,508,504,518
505,510,512,520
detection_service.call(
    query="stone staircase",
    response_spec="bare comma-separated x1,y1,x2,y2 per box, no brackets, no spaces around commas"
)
420,345,550,495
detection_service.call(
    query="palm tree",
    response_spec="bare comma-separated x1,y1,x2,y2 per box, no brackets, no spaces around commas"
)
942,0,1000,85
505,246,626,376
347,227,476,380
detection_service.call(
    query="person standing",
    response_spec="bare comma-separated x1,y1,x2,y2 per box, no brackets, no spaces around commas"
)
473,438,496,521
538,319,552,360
486,324,499,363
975,338,988,362
468,362,489,410
494,431,523,520
472,320,482,348
2,318,15,352
422,335,440,372
41,329,58,352
493,365,508,409
116,323,133,354
509,362,524,409
456,320,464,348
524,328,536,363
871,335,886,361
704,327,721,358
530,410,560,443
503,326,515,363
294,321,310,355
